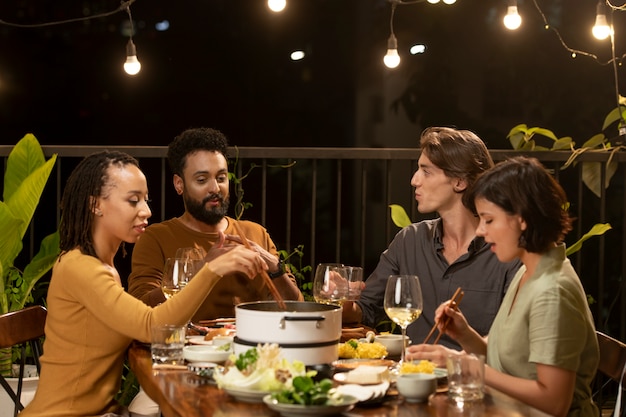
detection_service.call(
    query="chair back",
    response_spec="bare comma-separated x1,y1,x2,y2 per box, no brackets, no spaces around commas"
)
597,331,626,385
0,305,47,417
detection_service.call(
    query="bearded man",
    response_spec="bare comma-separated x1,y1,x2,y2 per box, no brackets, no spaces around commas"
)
128,127,303,321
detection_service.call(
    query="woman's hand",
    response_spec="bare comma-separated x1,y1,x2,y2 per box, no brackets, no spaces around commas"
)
405,343,460,367
433,300,471,342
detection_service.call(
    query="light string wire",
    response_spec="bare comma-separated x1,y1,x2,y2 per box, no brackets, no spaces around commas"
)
0,0,138,28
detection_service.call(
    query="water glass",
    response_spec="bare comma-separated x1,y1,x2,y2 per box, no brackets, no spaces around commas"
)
151,324,186,366
447,354,485,403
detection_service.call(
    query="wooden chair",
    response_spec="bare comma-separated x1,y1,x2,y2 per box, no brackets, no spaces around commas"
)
596,331,626,417
0,305,46,417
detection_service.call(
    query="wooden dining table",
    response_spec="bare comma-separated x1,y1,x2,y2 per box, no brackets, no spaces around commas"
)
127,342,551,417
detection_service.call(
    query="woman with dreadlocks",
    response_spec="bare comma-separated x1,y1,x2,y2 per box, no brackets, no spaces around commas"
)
22,151,268,417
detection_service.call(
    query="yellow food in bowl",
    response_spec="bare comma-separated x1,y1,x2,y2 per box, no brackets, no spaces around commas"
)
338,339,388,359
399,360,436,374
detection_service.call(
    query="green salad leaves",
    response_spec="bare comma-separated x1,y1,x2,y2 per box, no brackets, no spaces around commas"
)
271,376,342,406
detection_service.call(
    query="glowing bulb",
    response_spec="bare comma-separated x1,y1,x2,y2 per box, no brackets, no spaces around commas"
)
268,0,286,12
443,0,456,4
592,2,611,40
290,50,305,61
503,6,522,30
383,34,400,69
124,39,141,75
427,0,440,3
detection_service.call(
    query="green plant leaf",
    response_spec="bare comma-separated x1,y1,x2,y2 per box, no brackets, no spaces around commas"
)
566,223,612,256
3,134,47,201
389,204,412,228
528,127,558,141
582,133,607,149
551,137,574,150
0,203,24,283
581,161,618,198
602,106,626,131
13,231,60,311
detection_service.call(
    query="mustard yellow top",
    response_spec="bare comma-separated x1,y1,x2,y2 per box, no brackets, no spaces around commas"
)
22,248,223,417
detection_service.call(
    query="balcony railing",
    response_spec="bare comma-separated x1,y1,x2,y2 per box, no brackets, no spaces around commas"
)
2,145,625,339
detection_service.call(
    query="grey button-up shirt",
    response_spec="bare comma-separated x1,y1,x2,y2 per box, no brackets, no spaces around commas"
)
356,218,521,350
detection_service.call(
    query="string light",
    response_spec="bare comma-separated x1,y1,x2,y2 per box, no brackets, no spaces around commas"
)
123,4,141,76
503,0,522,30
268,0,287,13
593,0,611,40
0,1,142,76
384,1,401,69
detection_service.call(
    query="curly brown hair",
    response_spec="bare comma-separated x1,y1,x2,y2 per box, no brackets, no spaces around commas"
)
167,127,229,177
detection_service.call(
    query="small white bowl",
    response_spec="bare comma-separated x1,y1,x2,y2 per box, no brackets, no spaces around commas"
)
374,334,410,357
395,373,437,403
183,345,230,363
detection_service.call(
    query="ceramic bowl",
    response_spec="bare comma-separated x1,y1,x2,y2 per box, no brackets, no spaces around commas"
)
183,345,230,363
374,334,410,357
395,372,437,403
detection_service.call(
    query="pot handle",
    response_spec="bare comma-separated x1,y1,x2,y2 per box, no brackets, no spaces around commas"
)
279,316,325,329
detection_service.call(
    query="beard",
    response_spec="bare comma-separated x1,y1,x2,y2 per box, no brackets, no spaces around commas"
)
184,193,230,226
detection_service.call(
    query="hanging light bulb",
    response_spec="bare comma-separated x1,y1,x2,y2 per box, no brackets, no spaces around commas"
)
427,0,440,3
503,0,522,30
267,0,286,12
383,33,401,69
443,0,456,4
124,39,141,75
592,0,611,40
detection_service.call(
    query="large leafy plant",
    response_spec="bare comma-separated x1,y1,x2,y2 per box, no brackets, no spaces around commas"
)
0,134,59,315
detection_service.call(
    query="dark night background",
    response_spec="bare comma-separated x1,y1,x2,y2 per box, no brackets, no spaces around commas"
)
0,0,624,149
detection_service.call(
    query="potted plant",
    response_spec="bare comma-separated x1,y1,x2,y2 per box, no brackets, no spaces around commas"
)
0,134,59,378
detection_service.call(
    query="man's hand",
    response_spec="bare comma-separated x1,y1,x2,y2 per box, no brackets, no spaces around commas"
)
225,233,281,272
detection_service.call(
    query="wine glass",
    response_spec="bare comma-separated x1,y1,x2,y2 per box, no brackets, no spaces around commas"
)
174,247,206,285
312,263,345,305
161,257,199,299
384,275,423,365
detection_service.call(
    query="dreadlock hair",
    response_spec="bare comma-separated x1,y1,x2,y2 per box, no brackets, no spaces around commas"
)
167,127,229,177
59,151,140,258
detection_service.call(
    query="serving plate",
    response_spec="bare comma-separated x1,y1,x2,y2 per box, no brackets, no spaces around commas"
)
223,386,271,403
187,335,214,345
262,394,358,417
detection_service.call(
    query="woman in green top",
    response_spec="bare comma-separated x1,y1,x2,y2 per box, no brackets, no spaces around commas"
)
409,156,598,417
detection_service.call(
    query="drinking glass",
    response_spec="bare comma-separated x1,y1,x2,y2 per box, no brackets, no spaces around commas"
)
161,257,201,299
384,275,423,365
312,263,345,305
174,246,206,284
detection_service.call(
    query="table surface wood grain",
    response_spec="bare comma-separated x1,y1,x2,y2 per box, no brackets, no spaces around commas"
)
127,342,550,417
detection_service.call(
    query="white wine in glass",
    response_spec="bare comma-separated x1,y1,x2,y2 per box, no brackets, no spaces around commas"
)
384,275,423,365
312,263,346,305
161,258,189,300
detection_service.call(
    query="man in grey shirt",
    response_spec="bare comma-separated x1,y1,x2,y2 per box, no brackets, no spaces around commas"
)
343,127,521,350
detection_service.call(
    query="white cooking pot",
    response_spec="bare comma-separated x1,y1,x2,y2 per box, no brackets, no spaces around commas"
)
234,301,342,365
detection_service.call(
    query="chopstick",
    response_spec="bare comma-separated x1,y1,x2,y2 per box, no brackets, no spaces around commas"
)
197,318,236,326
231,222,287,310
422,287,464,344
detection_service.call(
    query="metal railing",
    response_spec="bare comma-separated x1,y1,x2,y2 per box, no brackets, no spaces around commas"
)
2,145,625,339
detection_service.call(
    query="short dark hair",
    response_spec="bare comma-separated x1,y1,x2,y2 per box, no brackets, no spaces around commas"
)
419,127,494,208
167,128,229,177
466,156,573,253
60,151,140,257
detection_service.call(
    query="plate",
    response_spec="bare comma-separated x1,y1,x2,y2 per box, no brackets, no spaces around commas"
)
223,386,271,403
336,381,390,404
262,394,358,417
332,358,396,372
187,335,215,345
183,345,230,363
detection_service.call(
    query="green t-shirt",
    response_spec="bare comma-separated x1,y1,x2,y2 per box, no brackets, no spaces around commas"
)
487,244,599,417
